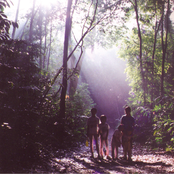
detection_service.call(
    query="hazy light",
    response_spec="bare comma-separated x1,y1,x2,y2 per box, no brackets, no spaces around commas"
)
79,46,130,124
8,0,66,14
37,0,60,7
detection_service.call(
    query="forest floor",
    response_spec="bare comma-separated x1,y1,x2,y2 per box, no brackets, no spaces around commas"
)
34,131,174,173
34,143,174,173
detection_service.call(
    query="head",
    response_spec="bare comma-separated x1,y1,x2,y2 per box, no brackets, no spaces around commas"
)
125,106,131,115
100,114,106,124
118,124,124,131
91,108,97,116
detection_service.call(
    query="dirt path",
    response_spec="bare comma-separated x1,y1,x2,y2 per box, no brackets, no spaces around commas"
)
44,143,173,173
34,130,174,173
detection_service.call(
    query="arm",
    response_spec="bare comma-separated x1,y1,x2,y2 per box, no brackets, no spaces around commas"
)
97,118,100,136
120,116,124,125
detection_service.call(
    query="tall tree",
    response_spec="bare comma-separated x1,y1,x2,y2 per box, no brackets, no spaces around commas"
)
59,0,73,134
129,0,146,104
161,0,170,99
39,6,43,68
47,19,52,70
151,0,162,109
29,0,36,42
12,0,20,39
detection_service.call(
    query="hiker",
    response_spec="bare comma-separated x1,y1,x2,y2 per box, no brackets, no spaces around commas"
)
99,114,110,159
87,108,100,158
111,124,124,160
121,106,135,161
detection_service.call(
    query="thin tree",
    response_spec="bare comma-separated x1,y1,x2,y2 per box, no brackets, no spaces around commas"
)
161,0,169,99
129,0,146,104
151,1,162,109
43,10,48,69
29,0,36,42
38,6,43,68
43,0,118,98
12,0,20,39
59,0,73,133
47,19,52,70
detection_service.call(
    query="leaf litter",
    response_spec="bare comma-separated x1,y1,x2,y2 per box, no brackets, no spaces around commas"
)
35,142,174,173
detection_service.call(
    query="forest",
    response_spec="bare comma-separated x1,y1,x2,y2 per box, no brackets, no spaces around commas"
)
0,0,174,172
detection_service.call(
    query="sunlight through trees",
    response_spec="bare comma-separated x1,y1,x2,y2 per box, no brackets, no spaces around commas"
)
0,0,174,172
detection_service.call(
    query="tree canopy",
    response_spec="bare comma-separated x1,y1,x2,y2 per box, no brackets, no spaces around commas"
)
0,0,174,172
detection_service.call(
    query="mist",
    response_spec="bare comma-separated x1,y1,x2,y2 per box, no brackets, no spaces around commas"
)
6,0,131,128
79,46,130,128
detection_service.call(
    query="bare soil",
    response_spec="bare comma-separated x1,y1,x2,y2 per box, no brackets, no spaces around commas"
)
34,142,174,173
32,129,174,173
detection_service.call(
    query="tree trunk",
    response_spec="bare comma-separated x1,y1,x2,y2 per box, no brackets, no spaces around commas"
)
59,0,73,135
39,7,43,68
43,0,99,98
43,12,47,69
161,0,169,98
151,3,162,109
12,0,20,39
134,0,146,104
69,48,85,98
29,0,36,42
47,20,52,70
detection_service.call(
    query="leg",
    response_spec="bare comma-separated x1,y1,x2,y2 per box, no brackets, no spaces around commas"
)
123,149,127,160
100,138,103,158
128,149,132,161
123,143,127,160
105,140,109,157
116,146,118,159
111,142,115,159
122,136,127,160
89,135,94,158
128,139,132,161
94,135,100,158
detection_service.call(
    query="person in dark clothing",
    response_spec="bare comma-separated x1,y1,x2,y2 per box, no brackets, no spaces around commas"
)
111,124,124,160
121,106,135,161
87,108,100,158
99,115,110,159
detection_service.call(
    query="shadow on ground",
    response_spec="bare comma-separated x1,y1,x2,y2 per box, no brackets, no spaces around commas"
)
34,143,174,173
71,155,172,173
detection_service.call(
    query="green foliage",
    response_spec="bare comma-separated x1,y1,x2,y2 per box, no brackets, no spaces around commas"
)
70,83,95,115
33,83,95,151
153,96,174,150
0,0,18,41
132,106,154,144
117,0,174,150
0,0,11,41
0,39,45,171
65,83,95,144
